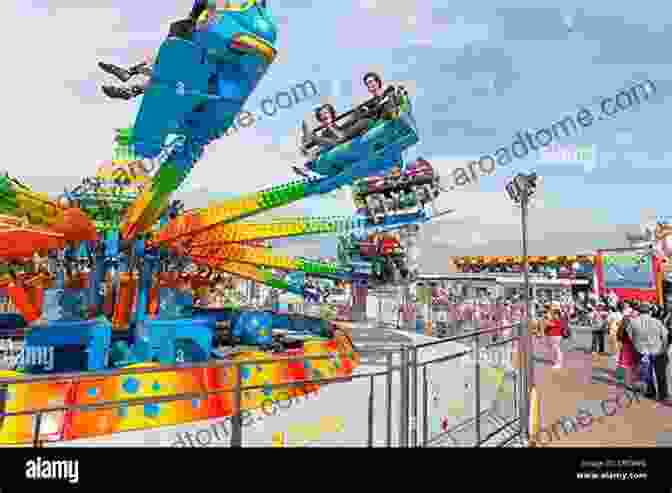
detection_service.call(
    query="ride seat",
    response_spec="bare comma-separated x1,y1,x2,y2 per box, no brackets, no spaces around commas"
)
132,38,213,159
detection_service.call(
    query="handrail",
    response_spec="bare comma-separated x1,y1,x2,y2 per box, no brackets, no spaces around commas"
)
412,323,522,349
0,323,525,447
0,369,391,420
302,88,406,152
0,347,395,386
310,87,401,135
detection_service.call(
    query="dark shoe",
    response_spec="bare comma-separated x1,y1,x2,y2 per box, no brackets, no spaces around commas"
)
98,62,132,82
128,62,150,76
102,85,134,100
292,166,311,178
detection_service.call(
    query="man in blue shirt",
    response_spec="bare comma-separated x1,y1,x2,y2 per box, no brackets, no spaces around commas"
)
627,303,669,401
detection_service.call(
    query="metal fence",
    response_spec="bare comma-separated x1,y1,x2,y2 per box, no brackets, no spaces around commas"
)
408,326,522,447
0,326,523,447
0,349,398,447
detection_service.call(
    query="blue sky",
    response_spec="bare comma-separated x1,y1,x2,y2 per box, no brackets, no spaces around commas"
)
5,1,671,269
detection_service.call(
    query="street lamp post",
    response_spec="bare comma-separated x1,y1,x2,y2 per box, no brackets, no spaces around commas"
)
506,173,538,444
519,184,533,444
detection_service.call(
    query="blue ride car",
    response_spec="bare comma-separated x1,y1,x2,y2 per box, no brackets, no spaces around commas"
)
132,0,278,162
299,88,419,183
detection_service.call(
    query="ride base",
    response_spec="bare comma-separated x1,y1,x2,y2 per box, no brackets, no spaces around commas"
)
0,292,359,445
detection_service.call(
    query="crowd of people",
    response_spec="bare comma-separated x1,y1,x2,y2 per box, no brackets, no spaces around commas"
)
429,287,671,402
458,263,581,277
578,294,671,403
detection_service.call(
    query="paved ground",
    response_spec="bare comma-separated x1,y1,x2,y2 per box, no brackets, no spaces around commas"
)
527,345,672,447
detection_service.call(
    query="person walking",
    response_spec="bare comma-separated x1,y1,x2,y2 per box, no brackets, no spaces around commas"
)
615,306,640,387
543,301,565,369
664,302,672,344
626,303,669,402
589,302,606,355
665,302,672,398
606,306,623,355
496,300,516,371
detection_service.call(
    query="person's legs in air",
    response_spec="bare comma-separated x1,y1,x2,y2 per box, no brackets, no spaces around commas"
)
292,161,319,178
98,61,153,83
102,81,147,100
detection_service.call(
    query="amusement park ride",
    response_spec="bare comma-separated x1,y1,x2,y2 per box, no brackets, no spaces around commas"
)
0,1,451,444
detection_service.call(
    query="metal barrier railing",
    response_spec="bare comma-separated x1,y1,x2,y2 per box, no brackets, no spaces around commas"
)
0,347,403,447
0,324,525,447
401,324,523,447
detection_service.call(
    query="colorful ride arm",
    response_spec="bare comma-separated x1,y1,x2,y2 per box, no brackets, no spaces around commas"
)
119,153,190,240
189,243,348,277
185,258,308,297
152,179,315,244
185,216,357,247
154,99,420,245
0,174,65,227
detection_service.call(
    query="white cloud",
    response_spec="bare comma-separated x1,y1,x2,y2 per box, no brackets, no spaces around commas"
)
431,235,458,247
1,7,172,180
417,154,629,251
470,232,488,246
